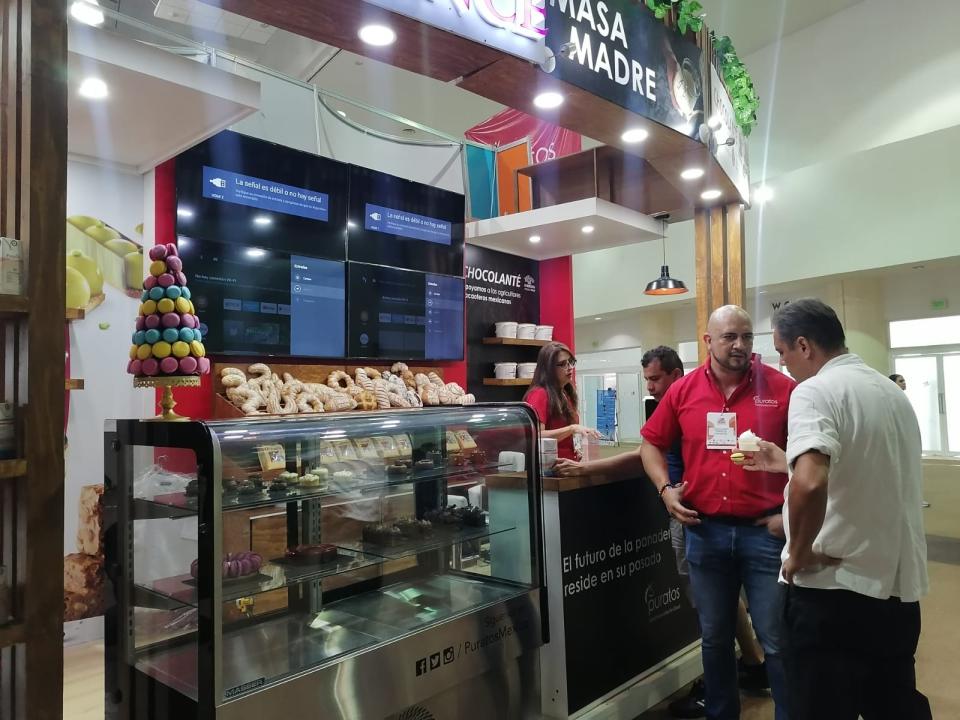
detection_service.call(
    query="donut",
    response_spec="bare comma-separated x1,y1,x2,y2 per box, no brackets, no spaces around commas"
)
143,275,157,290
141,358,159,376
165,286,182,300
179,356,198,374
166,256,183,273
158,273,175,288
326,371,354,391
152,341,172,359
149,260,166,277
148,245,167,261
148,287,165,301
157,298,175,314
144,314,161,330
160,356,179,374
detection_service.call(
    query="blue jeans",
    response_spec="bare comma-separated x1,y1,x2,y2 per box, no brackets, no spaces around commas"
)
685,518,788,720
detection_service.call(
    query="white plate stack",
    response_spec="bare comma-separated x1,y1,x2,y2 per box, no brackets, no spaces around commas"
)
535,325,554,341
517,362,537,379
494,362,518,379
517,323,536,339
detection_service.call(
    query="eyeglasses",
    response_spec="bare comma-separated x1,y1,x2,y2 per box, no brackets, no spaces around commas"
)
556,359,577,369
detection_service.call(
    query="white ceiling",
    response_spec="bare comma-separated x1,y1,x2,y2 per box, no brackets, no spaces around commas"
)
700,0,865,55
68,24,260,172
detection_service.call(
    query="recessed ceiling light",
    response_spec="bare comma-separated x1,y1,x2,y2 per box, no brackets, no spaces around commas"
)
246,248,266,258
529,235,541,244
621,128,649,144
253,215,272,226
594,317,603,321
681,167,705,181
358,24,396,47
533,91,564,110
753,185,774,204
70,0,104,26
701,189,722,201
78,77,108,100
582,225,594,235
176,207,194,219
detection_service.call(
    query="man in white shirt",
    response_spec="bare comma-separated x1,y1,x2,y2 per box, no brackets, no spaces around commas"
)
744,298,930,720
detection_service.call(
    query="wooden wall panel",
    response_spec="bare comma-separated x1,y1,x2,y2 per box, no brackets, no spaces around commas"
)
695,203,747,363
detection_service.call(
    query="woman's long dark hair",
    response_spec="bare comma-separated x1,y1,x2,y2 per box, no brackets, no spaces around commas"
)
525,342,578,423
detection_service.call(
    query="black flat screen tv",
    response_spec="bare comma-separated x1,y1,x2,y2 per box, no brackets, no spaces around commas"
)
179,237,346,359
347,165,465,276
175,130,349,260
347,262,464,361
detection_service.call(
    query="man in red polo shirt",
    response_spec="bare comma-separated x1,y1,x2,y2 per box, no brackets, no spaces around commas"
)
641,306,795,720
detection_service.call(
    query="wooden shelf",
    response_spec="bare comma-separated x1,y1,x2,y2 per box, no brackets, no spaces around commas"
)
482,337,550,347
0,459,26,479
65,378,85,391
0,622,26,649
65,308,85,320
0,295,29,316
483,378,532,387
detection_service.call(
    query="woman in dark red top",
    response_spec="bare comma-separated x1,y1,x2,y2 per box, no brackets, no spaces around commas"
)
523,342,601,460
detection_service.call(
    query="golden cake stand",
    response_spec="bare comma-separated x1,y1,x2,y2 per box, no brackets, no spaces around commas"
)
134,375,201,422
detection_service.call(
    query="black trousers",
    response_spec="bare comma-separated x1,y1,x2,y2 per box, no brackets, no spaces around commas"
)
783,586,932,720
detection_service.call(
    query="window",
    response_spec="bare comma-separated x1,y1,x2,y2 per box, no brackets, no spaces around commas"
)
890,316,960,348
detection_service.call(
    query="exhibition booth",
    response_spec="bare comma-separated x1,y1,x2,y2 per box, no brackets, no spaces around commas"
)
50,0,755,718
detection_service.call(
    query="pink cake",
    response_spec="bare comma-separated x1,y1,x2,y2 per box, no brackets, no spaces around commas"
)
126,243,210,378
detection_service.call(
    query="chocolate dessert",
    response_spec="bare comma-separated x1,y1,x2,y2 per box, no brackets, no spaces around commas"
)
284,544,338,565
363,523,403,547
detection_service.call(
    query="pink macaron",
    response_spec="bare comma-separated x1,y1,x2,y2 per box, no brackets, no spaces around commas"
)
159,356,179,374
158,273,175,288
143,275,158,290
179,356,198,374
176,271,188,286
141,358,160,376
144,314,161,329
148,245,167,261
161,312,181,329
182,314,196,329
135,316,146,331
165,242,178,257
166,256,183,273
197,357,210,375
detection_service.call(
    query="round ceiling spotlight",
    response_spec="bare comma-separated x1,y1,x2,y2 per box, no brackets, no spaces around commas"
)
680,167,705,181
701,189,722,201
533,92,564,110
621,128,649,144
358,24,396,47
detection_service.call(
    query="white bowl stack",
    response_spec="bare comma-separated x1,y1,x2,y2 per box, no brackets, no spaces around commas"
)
535,325,554,341
517,362,537,379
494,362,518,379
517,323,536,339
494,321,519,338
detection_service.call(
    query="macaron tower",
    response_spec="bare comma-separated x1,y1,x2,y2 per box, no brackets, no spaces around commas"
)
127,243,210,379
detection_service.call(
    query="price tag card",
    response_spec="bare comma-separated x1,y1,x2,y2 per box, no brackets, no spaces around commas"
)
706,412,738,450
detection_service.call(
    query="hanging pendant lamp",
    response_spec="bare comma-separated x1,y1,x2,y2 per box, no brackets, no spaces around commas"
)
644,214,688,296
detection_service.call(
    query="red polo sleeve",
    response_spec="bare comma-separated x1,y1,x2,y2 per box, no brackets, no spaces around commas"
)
524,386,549,425
640,381,682,450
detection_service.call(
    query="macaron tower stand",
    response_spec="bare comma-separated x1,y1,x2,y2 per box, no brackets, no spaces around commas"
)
127,243,210,421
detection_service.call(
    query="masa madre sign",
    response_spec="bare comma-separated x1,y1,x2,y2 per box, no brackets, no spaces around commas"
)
364,0,549,64
543,0,703,137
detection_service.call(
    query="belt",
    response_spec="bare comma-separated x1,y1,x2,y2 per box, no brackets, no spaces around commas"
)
699,506,783,525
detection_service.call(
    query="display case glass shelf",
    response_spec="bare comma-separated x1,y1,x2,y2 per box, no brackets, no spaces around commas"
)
105,404,546,719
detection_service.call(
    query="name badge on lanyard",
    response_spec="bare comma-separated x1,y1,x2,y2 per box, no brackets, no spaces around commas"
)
706,412,738,450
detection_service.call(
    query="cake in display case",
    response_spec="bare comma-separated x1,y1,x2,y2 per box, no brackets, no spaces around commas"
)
104,404,546,720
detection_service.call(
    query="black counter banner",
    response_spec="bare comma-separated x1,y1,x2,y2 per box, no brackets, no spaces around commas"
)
465,244,539,401
558,478,700,714
544,0,703,138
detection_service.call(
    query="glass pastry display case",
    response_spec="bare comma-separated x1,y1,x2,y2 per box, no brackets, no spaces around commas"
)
103,404,546,720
